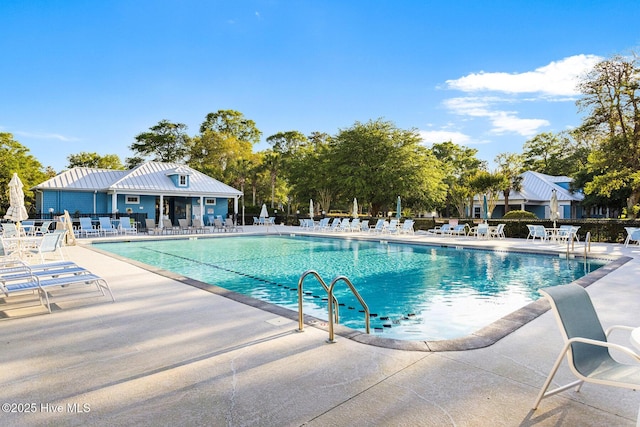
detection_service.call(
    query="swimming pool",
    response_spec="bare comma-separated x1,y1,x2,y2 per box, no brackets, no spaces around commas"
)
95,235,609,341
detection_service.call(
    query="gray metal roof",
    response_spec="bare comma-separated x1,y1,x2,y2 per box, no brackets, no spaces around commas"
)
507,171,583,202
34,162,242,197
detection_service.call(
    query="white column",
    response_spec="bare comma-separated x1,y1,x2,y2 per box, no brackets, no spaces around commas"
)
199,196,204,224
159,195,164,229
234,196,238,224
111,192,117,214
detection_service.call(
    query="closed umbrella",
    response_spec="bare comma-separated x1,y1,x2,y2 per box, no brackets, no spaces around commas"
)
259,203,268,218
396,196,401,219
550,189,559,228
352,198,358,219
309,199,314,220
4,173,29,227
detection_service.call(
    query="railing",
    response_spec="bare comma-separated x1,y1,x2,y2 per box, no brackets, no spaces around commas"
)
297,270,370,343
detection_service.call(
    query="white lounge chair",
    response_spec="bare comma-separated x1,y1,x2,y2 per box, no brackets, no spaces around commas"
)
326,218,341,232
314,218,330,231
191,218,206,233
490,223,506,239
26,230,67,262
349,218,361,232
335,218,351,232
0,261,114,313
359,220,370,232
625,227,640,247
369,219,387,234
448,224,467,236
427,223,451,235
533,283,640,418
385,219,399,234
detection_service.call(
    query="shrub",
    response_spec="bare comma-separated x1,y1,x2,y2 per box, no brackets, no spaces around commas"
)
503,210,537,219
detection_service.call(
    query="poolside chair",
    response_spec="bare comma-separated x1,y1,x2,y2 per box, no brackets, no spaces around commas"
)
557,225,580,243
335,218,351,232
213,218,225,232
178,218,192,234
349,218,361,232
448,224,467,237
623,227,640,247
314,218,330,231
224,218,238,232
427,223,451,235
26,230,66,262
533,284,640,413
475,223,489,239
162,218,179,234
118,217,138,235
145,219,161,235
34,220,53,236
526,225,547,241
77,217,100,238
2,223,21,238
385,219,400,234
359,219,370,232
99,217,118,236
369,219,388,234
21,220,35,236
326,218,341,232
191,218,206,234
490,223,506,239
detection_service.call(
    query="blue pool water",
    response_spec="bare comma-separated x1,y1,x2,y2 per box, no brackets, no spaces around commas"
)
95,235,607,340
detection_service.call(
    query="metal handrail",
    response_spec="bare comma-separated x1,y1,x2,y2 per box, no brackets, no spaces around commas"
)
297,270,339,332
327,275,370,343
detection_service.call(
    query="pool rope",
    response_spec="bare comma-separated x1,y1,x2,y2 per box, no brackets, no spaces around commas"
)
141,247,417,332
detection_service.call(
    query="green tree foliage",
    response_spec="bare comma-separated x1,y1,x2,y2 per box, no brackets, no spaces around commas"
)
430,141,484,217
522,132,581,176
199,110,262,145
577,54,640,217
129,119,191,164
468,171,508,218
67,152,125,169
327,119,446,215
494,152,524,214
0,133,50,215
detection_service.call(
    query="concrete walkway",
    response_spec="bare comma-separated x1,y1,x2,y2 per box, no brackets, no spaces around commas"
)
2,227,640,426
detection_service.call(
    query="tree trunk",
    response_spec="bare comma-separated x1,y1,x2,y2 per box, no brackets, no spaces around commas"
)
504,189,511,214
628,188,640,219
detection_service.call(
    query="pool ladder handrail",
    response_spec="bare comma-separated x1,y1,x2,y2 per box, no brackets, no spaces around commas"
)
297,270,339,332
327,275,370,343
297,270,370,343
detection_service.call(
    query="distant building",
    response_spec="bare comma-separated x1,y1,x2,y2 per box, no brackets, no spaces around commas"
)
32,161,243,225
473,171,584,219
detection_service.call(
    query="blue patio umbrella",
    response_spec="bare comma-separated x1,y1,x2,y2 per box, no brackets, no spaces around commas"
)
396,196,402,219
482,194,489,222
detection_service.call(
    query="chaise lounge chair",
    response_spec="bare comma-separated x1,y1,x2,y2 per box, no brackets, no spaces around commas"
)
533,283,640,417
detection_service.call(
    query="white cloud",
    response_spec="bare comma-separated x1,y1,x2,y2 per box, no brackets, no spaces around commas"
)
13,130,79,142
419,130,471,145
446,54,601,96
443,97,549,137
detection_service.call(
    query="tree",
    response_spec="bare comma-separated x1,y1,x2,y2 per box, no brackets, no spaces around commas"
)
188,132,253,182
494,152,524,214
577,54,640,217
328,119,446,215
199,110,262,145
130,119,191,163
468,171,508,218
430,141,485,217
0,133,50,215
522,132,580,176
67,152,125,169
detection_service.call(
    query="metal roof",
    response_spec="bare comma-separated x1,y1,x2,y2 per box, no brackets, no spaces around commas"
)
34,162,242,197
508,171,583,202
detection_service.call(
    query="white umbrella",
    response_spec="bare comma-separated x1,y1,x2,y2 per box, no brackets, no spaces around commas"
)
352,198,358,219
309,199,314,220
4,173,29,225
259,203,268,218
550,189,559,228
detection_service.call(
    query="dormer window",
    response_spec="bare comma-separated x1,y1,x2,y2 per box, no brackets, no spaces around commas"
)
179,175,187,186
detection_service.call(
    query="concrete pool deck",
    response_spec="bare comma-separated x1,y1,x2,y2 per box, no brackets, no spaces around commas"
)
2,226,640,426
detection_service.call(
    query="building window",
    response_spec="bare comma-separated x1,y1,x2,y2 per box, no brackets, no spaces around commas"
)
179,175,187,186
205,198,216,205
125,195,140,204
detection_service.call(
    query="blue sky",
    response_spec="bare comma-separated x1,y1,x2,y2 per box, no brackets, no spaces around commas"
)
1,0,638,172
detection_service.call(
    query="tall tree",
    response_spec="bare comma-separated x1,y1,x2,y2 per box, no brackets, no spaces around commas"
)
67,152,125,169
494,152,524,214
199,110,262,145
430,141,484,217
468,171,508,218
0,133,50,214
130,119,191,164
577,54,640,217
328,119,446,215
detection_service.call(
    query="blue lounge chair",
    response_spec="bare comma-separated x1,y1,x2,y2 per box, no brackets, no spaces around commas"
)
77,217,100,238
533,284,640,415
99,217,118,236
118,217,138,235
